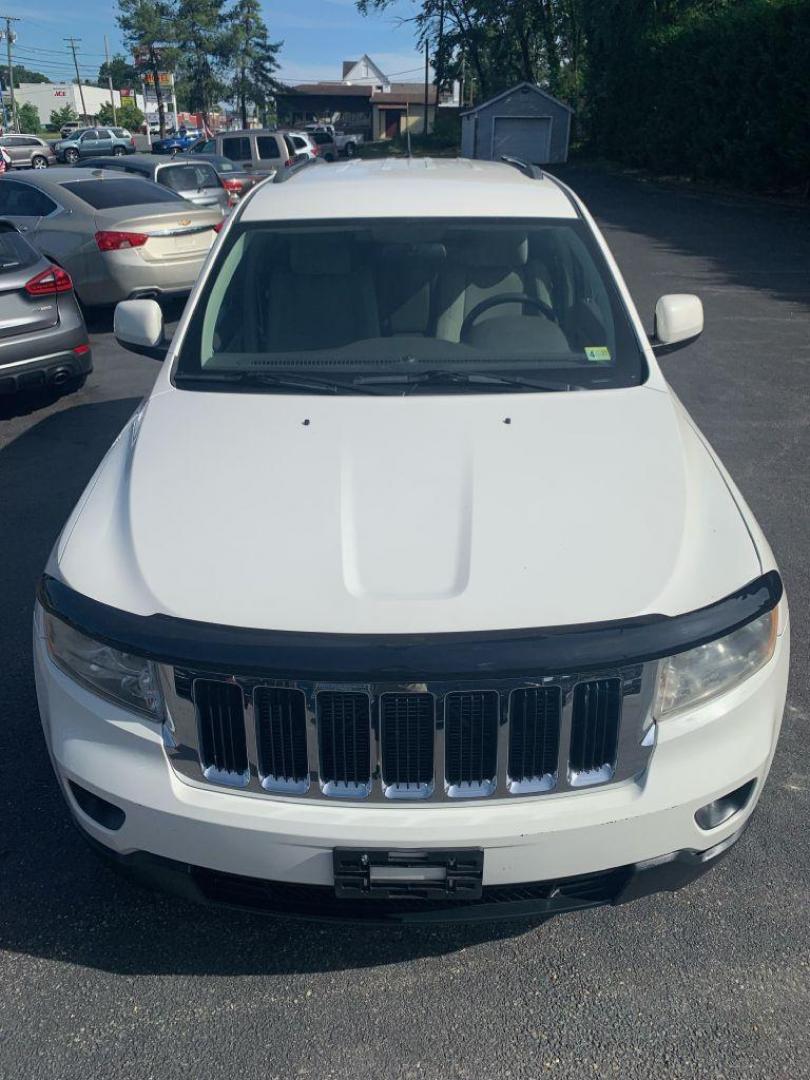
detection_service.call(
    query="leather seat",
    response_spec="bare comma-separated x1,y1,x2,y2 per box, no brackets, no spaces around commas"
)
263,235,379,352
434,232,540,342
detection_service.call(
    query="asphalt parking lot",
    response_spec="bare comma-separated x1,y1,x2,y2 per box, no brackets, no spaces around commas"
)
1,166,808,1080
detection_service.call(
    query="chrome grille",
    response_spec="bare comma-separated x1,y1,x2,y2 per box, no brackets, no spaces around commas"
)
445,691,499,797
508,686,561,794
194,679,249,786
569,678,622,785
317,691,372,797
380,693,435,798
160,665,657,803
254,686,309,793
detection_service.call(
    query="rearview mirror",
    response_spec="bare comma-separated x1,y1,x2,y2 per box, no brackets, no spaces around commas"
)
114,299,167,360
651,294,703,353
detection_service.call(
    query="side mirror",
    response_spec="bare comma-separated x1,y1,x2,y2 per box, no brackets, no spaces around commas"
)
114,299,167,360
651,294,703,353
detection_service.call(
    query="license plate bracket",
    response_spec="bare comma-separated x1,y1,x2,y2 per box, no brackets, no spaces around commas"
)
333,848,484,900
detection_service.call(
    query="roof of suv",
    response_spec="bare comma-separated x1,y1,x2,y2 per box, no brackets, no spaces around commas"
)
241,157,579,222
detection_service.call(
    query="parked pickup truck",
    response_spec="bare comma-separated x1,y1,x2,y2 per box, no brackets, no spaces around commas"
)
305,124,363,157
35,158,789,924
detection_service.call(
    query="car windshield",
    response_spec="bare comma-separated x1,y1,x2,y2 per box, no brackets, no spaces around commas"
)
160,163,220,191
61,179,185,209
175,217,646,394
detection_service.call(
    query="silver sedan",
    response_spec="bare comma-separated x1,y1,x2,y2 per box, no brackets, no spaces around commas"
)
0,168,222,307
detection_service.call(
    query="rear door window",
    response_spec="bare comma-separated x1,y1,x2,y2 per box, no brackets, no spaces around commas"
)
0,181,58,216
160,163,220,191
60,179,184,208
256,136,281,160
221,136,251,162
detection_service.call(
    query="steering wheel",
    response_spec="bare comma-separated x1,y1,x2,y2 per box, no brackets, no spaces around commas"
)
460,293,557,342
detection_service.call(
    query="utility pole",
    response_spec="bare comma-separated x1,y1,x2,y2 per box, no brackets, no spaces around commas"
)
423,41,429,136
64,37,87,122
103,34,116,125
0,15,20,133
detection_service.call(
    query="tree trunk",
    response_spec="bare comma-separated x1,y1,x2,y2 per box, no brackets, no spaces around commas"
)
150,47,166,138
538,0,561,93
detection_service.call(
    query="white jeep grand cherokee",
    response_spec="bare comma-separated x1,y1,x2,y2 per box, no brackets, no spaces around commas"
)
34,158,789,922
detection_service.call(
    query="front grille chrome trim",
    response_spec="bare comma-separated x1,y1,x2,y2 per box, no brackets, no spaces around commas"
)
158,665,657,804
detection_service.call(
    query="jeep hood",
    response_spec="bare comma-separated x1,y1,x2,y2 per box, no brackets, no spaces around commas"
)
55,385,761,634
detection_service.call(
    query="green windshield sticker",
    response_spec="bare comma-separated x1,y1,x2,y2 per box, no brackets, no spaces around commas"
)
585,346,612,363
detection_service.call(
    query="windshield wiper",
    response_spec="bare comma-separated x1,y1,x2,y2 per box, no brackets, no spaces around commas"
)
174,370,383,395
353,369,581,394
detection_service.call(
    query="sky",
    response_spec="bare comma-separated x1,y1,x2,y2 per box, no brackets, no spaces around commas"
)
1,0,428,88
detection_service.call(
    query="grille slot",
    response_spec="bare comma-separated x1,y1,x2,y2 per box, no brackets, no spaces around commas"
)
508,687,561,792
444,691,499,796
254,687,309,793
569,678,622,785
194,679,249,786
380,693,435,798
317,691,371,796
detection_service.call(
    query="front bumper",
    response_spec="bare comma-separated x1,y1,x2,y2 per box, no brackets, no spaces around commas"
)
34,617,789,920
76,819,752,923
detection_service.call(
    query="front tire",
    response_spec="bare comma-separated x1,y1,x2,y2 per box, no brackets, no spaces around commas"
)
64,148,79,165
31,155,48,169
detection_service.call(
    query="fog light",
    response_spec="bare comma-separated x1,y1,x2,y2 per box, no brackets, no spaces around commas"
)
695,779,756,830
68,781,126,831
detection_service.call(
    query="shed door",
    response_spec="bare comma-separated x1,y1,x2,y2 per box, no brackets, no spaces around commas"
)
491,115,552,165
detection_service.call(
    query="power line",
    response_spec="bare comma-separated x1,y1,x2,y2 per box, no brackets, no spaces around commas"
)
15,43,108,57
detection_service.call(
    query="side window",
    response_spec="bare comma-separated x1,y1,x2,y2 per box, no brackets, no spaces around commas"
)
222,136,251,161
80,130,98,143
0,181,57,216
203,139,216,154
256,136,281,160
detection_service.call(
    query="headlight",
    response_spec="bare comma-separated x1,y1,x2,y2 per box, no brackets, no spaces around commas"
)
44,612,163,720
654,608,778,719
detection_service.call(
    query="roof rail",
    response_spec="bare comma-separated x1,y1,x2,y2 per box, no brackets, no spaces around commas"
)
500,155,544,180
273,156,327,184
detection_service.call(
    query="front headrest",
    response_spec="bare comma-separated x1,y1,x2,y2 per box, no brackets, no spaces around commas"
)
289,235,352,275
452,232,529,268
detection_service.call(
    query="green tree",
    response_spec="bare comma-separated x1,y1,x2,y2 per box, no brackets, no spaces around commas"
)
175,0,229,123
9,65,50,85
17,102,40,133
49,104,77,130
117,0,177,137
98,99,145,129
98,53,140,90
226,0,282,128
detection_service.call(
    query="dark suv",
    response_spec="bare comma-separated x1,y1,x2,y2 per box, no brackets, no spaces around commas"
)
54,128,135,164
